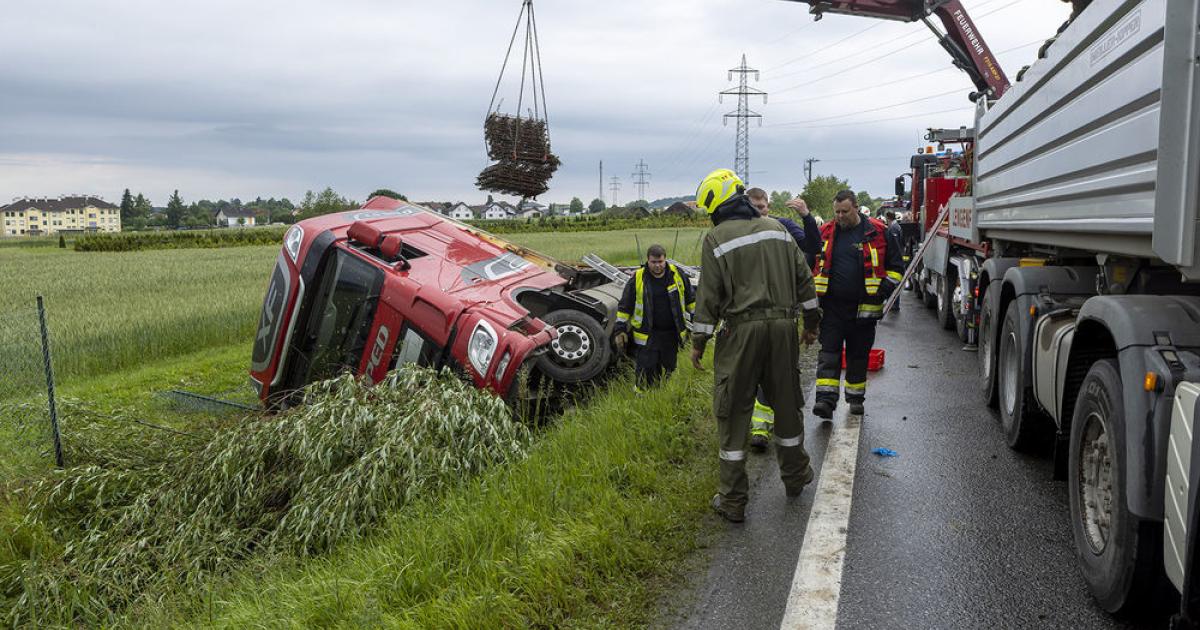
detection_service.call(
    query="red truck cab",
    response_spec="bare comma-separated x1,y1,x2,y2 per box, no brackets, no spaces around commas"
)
250,196,623,409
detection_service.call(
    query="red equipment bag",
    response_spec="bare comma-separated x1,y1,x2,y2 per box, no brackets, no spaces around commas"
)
841,348,886,371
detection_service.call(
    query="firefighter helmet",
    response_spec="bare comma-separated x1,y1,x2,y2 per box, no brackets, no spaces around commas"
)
695,168,744,215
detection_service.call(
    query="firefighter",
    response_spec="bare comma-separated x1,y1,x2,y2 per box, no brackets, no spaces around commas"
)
812,190,905,418
885,210,904,314
613,244,695,389
744,188,822,451
689,168,822,523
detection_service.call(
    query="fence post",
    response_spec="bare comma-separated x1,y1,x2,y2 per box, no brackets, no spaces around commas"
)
36,295,64,468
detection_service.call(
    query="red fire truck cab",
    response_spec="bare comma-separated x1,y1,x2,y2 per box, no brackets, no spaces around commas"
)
250,196,625,409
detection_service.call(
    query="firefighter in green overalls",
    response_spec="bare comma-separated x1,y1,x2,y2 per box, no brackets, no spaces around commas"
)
689,168,823,523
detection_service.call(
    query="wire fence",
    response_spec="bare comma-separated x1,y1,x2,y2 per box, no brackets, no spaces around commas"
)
1,297,63,481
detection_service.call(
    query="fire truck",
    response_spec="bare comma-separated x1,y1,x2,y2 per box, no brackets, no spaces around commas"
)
788,0,1200,622
250,196,633,411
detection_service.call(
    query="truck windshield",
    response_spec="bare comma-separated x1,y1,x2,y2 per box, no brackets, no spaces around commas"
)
293,248,383,385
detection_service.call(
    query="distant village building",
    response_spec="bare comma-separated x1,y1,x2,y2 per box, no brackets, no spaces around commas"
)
214,207,257,227
663,201,695,217
481,200,517,220
1,195,120,237
415,201,450,215
445,202,475,220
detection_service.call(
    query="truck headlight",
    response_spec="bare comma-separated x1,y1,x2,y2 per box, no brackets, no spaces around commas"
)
467,320,498,376
284,225,304,261
493,350,512,381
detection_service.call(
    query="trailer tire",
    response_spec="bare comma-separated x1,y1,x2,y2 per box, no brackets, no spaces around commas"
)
997,301,1047,450
535,309,611,384
1068,359,1162,614
978,295,999,409
936,273,956,330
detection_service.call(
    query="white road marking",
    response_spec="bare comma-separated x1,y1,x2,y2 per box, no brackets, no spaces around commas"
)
780,412,863,630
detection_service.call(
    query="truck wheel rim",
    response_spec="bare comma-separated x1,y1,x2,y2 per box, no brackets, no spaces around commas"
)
550,324,590,365
1079,411,1113,554
1001,328,1018,415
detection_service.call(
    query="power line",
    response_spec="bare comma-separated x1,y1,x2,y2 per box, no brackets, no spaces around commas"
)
632,159,651,201
608,176,621,207
762,22,884,75
720,54,767,185
769,87,965,127
769,39,1043,105
774,105,975,131
765,0,1029,95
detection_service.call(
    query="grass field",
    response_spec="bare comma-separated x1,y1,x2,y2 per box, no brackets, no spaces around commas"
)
0,224,721,627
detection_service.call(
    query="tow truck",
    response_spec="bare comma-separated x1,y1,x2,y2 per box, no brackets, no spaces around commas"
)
250,196,637,410
787,0,1200,622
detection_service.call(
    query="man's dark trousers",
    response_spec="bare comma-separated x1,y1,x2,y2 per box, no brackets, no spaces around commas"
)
815,297,877,406
636,331,679,387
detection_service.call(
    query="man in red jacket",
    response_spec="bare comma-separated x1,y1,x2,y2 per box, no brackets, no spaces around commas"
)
811,190,904,417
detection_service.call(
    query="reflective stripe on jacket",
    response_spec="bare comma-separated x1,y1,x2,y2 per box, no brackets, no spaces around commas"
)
813,214,904,320
615,263,695,344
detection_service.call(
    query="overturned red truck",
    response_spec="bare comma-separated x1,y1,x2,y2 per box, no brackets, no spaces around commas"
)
250,196,628,409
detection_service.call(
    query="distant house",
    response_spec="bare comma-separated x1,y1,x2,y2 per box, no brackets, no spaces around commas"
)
445,202,474,220
1,195,120,237
482,200,517,220
214,207,257,227
663,201,695,217
415,201,450,215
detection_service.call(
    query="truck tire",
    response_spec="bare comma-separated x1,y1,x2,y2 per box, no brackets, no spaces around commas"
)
997,301,1046,450
936,273,956,331
1068,359,1162,614
978,294,999,409
922,272,937,309
535,309,611,384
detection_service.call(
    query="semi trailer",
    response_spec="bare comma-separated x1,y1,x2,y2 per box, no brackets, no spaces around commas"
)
787,0,1200,621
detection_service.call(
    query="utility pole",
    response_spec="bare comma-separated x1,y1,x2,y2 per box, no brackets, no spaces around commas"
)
720,54,766,185
631,159,651,202
609,176,622,207
599,160,604,202
804,157,820,184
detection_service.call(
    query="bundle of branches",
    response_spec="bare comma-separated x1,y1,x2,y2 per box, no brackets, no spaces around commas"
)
10,368,530,625
476,153,561,198
484,114,554,162
478,114,560,198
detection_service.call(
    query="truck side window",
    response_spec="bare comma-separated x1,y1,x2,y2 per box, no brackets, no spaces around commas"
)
390,325,440,371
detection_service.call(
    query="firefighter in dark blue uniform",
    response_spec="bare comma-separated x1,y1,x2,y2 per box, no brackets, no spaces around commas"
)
613,244,695,388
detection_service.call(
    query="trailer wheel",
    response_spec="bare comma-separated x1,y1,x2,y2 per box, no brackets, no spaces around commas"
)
1068,359,1162,614
935,273,956,331
997,301,1046,450
535,309,611,384
978,294,999,408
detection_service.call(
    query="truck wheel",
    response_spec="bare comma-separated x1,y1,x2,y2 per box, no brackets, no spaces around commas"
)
978,294,999,408
535,309,612,384
997,301,1046,450
936,273,957,331
1068,359,1162,614
922,272,937,309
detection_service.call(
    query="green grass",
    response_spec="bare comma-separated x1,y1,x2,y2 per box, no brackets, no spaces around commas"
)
0,245,278,398
510,227,707,266
1,225,722,627
131,363,716,628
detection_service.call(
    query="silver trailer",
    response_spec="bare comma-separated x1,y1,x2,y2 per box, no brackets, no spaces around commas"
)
954,0,1200,619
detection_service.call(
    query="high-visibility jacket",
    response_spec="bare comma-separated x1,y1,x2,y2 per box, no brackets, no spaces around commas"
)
615,263,695,345
812,213,905,321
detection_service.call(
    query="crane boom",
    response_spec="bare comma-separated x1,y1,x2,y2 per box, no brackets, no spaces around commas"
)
780,0,1010,99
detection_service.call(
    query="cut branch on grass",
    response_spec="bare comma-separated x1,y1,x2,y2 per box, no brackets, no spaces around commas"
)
7,368,529,626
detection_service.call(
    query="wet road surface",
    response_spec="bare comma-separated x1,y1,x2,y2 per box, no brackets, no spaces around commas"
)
663,291,1143,630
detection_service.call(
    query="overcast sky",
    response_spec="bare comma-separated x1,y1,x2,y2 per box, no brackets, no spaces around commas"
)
0,0,1072,208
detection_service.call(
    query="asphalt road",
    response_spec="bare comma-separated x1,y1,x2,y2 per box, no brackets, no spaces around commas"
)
662,291,1148,630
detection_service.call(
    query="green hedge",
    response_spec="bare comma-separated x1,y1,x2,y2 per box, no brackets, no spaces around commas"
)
463,214,708,234
74,227,287,252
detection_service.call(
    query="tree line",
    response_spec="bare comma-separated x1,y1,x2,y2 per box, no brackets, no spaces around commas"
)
117,187,407,230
